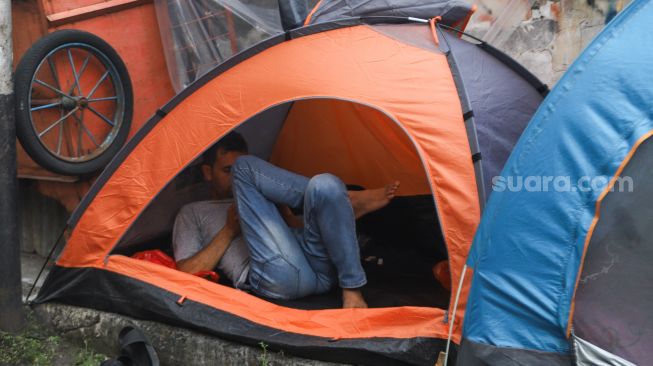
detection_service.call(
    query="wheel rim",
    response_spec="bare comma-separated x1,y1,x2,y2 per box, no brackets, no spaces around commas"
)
28,43,126,163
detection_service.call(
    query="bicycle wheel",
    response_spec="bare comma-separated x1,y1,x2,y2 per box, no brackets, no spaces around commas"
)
15,29,133,175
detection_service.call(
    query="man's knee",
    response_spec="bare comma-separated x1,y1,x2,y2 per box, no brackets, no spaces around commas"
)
306,174,345,200
231,155,258,179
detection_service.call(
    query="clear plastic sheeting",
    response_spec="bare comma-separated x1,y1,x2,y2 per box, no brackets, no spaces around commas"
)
155,0,473,92
154,0,284,92
306,0,475,26
466,0,536,48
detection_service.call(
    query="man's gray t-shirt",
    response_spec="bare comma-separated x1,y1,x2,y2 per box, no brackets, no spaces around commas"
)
172,200,250,288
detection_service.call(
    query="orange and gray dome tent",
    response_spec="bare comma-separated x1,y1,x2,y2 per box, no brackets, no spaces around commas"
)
34,1,547,365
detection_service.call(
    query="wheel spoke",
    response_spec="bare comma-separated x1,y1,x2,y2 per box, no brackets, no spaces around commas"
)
86,70,110,99
31,98,60,105
47,56,62,90
56,118,64,155
62,112,74,156
88,96,118,102
67,49,82,95
67,51,91,95
87,105,115,127
76,111,83,157
38,107,78,138
34,79,72,98
58,104,64,154
77,52,91,80
30,101,62,112
78,115,100,148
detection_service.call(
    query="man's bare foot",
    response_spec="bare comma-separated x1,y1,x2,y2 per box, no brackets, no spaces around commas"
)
349,181,400,219
342,289,368,308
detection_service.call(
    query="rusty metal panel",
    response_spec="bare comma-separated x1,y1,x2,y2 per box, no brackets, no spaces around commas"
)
19,180,68,257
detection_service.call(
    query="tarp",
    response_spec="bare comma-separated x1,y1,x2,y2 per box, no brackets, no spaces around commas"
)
463,0,653,358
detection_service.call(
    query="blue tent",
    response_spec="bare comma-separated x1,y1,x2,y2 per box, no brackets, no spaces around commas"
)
459,0,653,364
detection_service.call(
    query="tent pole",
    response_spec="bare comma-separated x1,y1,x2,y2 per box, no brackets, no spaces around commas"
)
0,0,26,333
442,264,467,366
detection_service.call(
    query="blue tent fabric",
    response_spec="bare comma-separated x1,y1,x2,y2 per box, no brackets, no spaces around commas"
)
463,0,653,356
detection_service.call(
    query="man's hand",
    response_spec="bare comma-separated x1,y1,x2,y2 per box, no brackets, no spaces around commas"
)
177,204,240,274
224,204,241,238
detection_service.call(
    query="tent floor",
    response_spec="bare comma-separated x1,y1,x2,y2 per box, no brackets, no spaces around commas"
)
118,240,450,310
259,269,450,310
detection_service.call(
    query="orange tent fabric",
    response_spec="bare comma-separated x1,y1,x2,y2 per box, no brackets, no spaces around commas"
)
270,99,432,196
55,24,479,341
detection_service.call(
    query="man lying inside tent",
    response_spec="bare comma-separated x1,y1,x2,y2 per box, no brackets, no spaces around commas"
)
172,132,400,308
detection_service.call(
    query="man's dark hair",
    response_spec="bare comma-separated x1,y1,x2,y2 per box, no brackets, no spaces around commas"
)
203,131,248,167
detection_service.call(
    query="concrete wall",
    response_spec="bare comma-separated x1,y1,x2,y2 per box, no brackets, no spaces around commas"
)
469,0,632,86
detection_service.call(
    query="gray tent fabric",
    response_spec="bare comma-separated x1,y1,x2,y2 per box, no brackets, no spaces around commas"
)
441,31,544,198
307,0,474,25
369,23,446,53
456,338,572,366
573,136,653,366
574,336,637,366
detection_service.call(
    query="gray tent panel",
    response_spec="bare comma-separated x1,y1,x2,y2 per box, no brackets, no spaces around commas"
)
456,338,572,366
369,23,443,53
442,32,544,197
573,136,653,366
309,0,474,26
574,336,637,366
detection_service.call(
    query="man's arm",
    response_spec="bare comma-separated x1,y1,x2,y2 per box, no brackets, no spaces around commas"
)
176,204,240,274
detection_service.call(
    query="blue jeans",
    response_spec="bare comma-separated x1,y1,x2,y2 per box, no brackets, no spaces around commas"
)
232,155,367,300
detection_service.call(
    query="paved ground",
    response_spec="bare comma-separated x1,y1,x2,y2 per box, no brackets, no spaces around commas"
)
0,305,107,366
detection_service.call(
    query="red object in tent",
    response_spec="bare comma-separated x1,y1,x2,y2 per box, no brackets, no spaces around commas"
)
132,250,177,269
192,271,220,282
132,250,219,282
433,260,451,291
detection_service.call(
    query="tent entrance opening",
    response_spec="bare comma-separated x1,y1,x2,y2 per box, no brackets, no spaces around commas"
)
113,98,451,309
